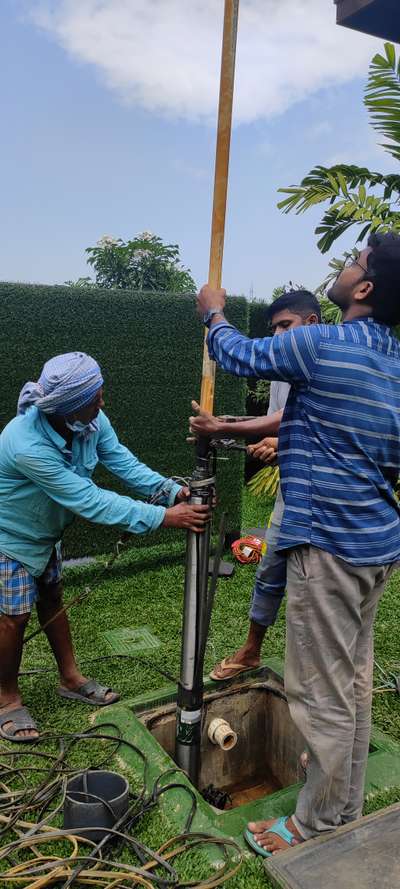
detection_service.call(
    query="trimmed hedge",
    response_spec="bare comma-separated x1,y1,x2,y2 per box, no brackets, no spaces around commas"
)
0,283,248,558
249,300,269,339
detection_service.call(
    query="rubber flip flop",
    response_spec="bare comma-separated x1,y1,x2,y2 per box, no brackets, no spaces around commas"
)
57,679,120,707
0,706,40,744
209,657,257,681
244,817,301,858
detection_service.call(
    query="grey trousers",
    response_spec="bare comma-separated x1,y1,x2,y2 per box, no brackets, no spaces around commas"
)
285,545,393,840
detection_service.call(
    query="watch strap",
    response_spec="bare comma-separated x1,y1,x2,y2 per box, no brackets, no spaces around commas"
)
203,308,225,327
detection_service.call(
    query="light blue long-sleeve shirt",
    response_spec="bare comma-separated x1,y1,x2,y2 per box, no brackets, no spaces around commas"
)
0,407,181,576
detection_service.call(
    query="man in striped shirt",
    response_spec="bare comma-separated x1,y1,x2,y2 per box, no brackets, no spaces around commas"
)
197,232,400,854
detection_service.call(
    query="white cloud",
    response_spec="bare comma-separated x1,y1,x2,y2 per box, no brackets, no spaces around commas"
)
26,0,382,125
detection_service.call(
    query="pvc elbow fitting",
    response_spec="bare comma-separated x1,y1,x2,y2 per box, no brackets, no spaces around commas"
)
207,717,237,751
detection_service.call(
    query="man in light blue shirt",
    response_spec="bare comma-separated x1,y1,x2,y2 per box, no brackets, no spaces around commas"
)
0,352,209,742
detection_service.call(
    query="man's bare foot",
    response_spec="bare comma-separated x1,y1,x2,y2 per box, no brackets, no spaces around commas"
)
0,700,39,740
227,644,261,668
59,670,90,691
247,817,304,854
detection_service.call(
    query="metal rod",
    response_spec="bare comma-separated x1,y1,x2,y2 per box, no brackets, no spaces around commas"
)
175,0,239,786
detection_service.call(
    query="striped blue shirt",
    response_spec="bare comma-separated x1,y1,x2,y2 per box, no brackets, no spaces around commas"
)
208,317,400,566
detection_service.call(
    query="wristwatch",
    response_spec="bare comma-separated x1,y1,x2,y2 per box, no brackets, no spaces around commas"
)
203,308,225,327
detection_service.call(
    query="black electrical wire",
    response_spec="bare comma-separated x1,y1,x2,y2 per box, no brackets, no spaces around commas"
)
19,653,178,684
0,723,242,888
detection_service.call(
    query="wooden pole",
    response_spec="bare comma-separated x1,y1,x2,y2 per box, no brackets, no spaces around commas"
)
200,0,239,413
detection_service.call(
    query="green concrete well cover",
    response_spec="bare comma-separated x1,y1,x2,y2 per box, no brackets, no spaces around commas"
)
94,661,400,854
265,802,400,889
103,626,161,654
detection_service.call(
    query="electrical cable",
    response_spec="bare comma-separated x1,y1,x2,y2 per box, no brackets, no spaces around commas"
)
21,472,198,655
23,534,130,646
19,654,178,684
231,535,263,565
373,659,400,695
0,723,242,888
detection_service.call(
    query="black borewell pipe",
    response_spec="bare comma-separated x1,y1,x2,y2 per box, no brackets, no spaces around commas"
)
174,436,215,785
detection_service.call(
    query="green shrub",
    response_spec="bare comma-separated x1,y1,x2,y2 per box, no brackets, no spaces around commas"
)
249,300,269,339
0,283,248,557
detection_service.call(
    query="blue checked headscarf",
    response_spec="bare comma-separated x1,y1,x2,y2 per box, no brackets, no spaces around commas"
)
17,352,104,416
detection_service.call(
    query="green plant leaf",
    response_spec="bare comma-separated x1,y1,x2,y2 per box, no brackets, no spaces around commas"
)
247,465,280,500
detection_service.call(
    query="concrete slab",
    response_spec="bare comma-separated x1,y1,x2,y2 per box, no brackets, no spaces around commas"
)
265,802,400,889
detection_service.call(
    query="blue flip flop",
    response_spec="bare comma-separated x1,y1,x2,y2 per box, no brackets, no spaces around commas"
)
244,816,299,857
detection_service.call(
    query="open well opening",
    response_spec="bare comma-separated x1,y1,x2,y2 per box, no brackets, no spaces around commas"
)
139,680,307,808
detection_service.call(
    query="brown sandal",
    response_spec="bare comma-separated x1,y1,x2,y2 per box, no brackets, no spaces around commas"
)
209,657,258,682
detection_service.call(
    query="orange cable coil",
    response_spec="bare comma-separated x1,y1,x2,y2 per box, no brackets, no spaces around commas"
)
231,535,264,564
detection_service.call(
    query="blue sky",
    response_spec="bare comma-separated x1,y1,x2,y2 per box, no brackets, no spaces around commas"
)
0,1,392,299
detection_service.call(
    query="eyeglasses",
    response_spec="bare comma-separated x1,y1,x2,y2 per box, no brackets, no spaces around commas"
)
343,253,369,275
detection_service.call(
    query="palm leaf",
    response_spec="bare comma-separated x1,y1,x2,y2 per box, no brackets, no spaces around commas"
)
247,465,280,500
365,43,400,162
315,192,400,253
278,164,399,215
278,165,400,251
277,45,400,256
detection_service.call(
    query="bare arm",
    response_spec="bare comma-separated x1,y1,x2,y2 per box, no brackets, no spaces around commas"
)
189,401,283,440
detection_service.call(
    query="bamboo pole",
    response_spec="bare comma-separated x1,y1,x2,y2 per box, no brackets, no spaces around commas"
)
200,0,240,412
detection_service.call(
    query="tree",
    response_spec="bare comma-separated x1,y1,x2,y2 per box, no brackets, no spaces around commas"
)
70,232,196,293
277,43,400,259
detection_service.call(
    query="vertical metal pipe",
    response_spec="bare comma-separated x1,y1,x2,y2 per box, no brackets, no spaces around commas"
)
176,490,212,780
175,0,240,785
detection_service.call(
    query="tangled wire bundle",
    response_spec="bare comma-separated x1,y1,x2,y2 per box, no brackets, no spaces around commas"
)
231,535,263,565
0,724,242,888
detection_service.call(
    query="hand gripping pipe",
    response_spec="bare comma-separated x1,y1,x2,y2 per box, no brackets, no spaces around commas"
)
175,438,215,784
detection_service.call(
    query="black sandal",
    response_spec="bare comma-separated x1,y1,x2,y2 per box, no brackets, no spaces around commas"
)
0,706,40,743
57,679,120,706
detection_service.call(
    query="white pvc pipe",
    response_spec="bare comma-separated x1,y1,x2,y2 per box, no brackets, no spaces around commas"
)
208,717,238,751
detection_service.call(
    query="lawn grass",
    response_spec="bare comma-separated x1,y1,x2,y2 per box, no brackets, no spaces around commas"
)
6,487,400,887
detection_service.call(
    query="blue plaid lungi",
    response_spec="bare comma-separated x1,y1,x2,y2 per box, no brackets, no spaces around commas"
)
0,544,62,615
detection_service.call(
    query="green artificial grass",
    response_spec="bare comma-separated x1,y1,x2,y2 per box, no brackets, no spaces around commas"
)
5,488,400,888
